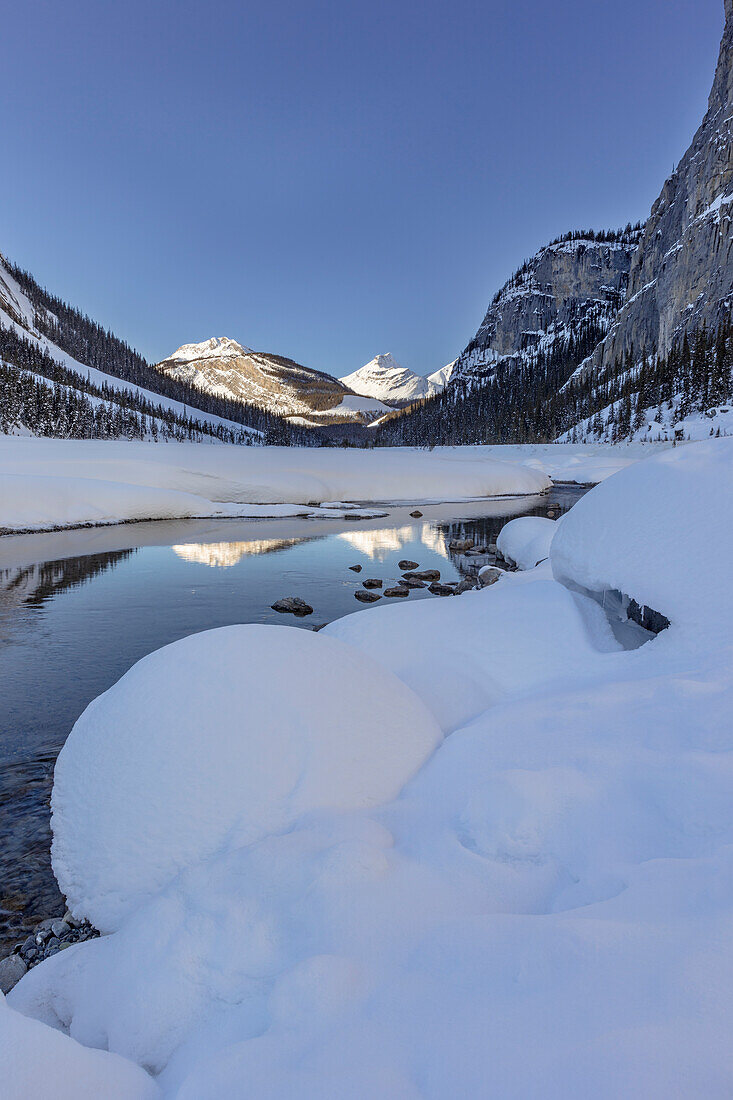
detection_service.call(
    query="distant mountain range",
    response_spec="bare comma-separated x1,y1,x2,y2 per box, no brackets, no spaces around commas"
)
155,343,452,426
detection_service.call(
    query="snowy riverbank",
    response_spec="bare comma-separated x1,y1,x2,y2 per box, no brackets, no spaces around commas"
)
4,438,731,1098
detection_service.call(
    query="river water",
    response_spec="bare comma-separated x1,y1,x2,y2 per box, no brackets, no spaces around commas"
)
0,486,586,952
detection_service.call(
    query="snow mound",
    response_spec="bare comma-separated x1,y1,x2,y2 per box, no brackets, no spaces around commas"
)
51,624,441,930
325,572,618,732
551,438,733,628
497,515,557,569
0,991,158,1099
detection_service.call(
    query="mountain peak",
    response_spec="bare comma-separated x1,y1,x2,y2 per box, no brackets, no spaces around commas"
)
163,337,253,364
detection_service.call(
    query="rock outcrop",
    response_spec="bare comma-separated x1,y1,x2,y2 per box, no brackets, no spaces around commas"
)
577,1,733,377
453,228,643,383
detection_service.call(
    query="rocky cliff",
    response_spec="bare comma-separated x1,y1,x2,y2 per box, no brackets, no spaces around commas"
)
453,227,643,383
576,0,733,378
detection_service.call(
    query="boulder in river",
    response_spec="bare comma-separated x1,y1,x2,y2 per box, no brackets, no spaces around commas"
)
409,510,423,518
454,577,477,594
449,538,474,551
348,564,362,572
398,560,419,570
428,582,456,596
402,568,440,582
384,586,410,598
355,590,381,603
362,578,383,589
401,576,426,589
271,597,314,616
352,589,378,607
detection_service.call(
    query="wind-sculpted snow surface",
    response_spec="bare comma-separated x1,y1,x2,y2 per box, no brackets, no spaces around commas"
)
0,436,550,531
51,625,441,931
8,439,733,1097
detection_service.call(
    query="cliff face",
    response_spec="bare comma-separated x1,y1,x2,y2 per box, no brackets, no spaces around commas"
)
454,230,642,382
578,1,733,376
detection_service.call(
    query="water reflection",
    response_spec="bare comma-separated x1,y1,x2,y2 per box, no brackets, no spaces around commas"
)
172,538,309,568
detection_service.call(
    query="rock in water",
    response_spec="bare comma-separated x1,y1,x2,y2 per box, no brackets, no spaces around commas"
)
355,590,381,603
384,586,410,598
409,510,423,518
398,560,419,570
402,569,440,582
362,578,383,589
348,565,362,572
271,597,314,616
401,577,426,589
428,582,456,596
454,578,477,594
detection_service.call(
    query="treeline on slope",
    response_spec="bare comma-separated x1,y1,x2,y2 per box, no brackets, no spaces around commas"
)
375,320,733,446
0,325,261,443
561,321,733,441
490,222,644,305
5,260,312,444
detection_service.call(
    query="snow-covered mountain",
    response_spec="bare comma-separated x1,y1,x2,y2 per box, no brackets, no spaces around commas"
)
156,339,390,426
340,353,441,405
427,359,457,389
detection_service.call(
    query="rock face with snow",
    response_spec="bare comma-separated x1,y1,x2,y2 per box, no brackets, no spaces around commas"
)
578,1,733,378
341,353,440,404
453,229,642,384
157,338,387,425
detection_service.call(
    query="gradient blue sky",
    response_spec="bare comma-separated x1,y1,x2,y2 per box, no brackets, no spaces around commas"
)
2,0,724,377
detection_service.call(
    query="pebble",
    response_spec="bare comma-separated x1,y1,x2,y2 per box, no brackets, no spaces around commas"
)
1,910,102,993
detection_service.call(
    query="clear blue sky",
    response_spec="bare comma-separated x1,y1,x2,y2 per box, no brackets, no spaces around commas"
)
1,0,723,377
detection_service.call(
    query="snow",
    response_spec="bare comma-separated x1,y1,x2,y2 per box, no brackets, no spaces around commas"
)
8,438,733,1097
0,991,158,1099
496,515,557,569
425,359,456,389
51,624,442,931
0,436,551,531
340,354,438,403
552,437,733,628
160,337,253,363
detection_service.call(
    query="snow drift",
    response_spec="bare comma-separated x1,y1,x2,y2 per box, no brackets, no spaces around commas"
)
51,625,441,931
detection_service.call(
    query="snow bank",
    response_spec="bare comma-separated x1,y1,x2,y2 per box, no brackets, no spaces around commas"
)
0,474,388,532
51,625,441,930
496,515,557,569
0,992,158,1098
552,438,733,628
0,435,551,532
